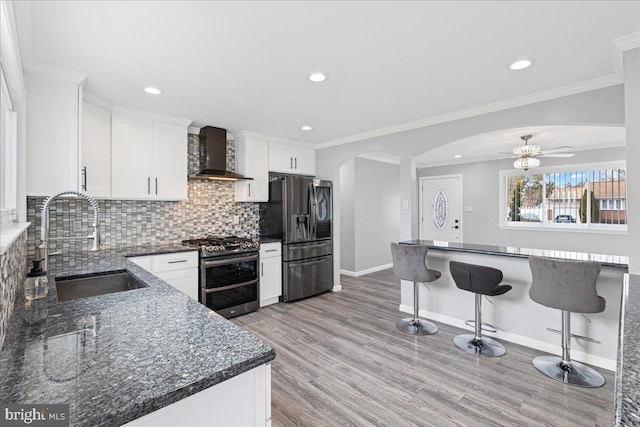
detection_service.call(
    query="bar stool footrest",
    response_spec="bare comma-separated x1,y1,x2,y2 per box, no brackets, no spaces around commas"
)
464,320,498,333
545,328,600,343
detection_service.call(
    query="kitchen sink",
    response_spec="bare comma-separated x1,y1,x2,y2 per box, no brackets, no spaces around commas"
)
55,270,147,302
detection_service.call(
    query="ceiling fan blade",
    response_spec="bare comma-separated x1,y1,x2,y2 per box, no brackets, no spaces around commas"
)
540,153,576,158
539,146,574,154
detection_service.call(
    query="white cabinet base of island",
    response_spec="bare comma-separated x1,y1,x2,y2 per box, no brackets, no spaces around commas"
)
123,363,272,427
401,250,625,371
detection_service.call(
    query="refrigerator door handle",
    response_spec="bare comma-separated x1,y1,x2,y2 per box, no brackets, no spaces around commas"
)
288,255,332,268
310,182,318,239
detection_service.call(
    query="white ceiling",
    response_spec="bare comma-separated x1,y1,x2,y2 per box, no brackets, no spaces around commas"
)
15,1,640,146
414,125,626,167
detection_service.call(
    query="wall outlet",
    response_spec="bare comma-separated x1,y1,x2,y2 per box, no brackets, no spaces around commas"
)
232,215,240,224
73,220,83,232
402,200,409,210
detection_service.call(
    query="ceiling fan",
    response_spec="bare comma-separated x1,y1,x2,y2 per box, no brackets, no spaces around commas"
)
500,134,575,171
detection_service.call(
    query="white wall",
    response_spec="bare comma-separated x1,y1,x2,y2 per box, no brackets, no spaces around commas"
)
339,159,355,271
417,146,627,255
354,158,400,272
624,48,640,273
339,157,400,275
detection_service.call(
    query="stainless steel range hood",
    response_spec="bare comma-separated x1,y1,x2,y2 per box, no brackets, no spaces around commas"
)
189,126,253,181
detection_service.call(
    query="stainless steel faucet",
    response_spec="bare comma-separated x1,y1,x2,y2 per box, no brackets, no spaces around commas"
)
38,190,101,271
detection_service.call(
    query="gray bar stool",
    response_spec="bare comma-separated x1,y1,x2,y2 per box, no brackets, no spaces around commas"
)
449,261,512,357
390,242,441,335
529,255,606,387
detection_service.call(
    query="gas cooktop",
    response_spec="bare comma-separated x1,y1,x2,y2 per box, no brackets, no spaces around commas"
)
181,235,259,257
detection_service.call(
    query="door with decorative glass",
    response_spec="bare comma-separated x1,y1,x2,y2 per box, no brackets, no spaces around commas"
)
419,175,462,242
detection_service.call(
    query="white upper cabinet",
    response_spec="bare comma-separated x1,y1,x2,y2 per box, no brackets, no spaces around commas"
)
152,121,188,200
81,101,111,198
111,108,190,200
235,132,269,202
268,141,315,176
26,72,81,196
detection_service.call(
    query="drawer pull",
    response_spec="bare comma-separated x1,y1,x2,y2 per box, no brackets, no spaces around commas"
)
265,249,278,252
168,259,188,264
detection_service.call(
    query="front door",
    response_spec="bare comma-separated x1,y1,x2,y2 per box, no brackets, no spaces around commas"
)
419,175,462,242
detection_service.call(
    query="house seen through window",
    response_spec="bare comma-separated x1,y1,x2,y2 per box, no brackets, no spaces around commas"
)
505,167,627,228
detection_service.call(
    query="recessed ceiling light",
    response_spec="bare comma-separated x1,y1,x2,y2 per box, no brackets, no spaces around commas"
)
301,125,312,131
509,59,532,70
454,154,462,158
144,87,162,95
308,73,326,82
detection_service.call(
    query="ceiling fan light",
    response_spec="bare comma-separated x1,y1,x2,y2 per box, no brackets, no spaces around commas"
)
513,144,540,157
513,157,541,171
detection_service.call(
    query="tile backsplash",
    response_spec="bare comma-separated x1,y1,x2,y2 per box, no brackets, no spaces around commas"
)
26,134,259,257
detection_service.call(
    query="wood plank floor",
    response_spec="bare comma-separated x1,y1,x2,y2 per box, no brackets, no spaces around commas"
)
232,269,615,427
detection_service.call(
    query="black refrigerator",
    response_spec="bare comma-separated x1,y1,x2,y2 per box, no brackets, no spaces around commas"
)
260,175,333,302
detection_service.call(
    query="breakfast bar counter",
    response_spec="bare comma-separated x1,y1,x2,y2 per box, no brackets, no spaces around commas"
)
398,240,628,371
0,246,275,426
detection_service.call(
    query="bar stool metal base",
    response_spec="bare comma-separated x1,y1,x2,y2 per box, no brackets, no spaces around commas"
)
396,318,438,335
532,355,605,388
453,334,506,357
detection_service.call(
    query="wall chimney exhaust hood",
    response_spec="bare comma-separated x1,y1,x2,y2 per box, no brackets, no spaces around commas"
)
189,126,253,181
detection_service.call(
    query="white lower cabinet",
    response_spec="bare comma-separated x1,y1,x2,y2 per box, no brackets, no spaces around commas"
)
128,251,198,300
260,242,282,307
123,363,272,427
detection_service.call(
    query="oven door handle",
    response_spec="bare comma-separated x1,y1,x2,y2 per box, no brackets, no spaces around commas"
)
203,279,258,293
201,254,258,268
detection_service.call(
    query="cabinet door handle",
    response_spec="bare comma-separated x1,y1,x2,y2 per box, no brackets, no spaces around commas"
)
147,177,151,194
155,177,158,195
168,259,188,264
248,183,251,197
294,157,297,169
82,166,87,191
261,262,264,277
290,157,293,169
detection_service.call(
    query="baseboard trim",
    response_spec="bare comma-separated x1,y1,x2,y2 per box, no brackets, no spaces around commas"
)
398,304,616,371
340,263,392,277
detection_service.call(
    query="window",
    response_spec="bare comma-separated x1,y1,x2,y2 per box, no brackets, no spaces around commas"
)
501,162,627,230
1,65,18,223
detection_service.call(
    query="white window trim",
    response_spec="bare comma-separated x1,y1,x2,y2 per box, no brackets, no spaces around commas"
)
498,160,627,235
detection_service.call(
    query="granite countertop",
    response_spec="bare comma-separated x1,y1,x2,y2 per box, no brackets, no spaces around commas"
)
615,274,640,426
0,245,275,427
400,240,629,269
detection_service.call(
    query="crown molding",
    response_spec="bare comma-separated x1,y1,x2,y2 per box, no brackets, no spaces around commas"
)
357,152,401,165
112,105,192,127
614,32,640,52
613,31,640,80
25,64,88,86
316,74,622,150
238,130,316,149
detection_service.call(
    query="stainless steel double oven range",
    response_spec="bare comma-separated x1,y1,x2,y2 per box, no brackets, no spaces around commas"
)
182,236,259,318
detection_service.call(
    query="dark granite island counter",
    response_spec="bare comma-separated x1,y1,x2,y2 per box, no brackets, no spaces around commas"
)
615,274,640,426
0,246,275,427
397,240,627,372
